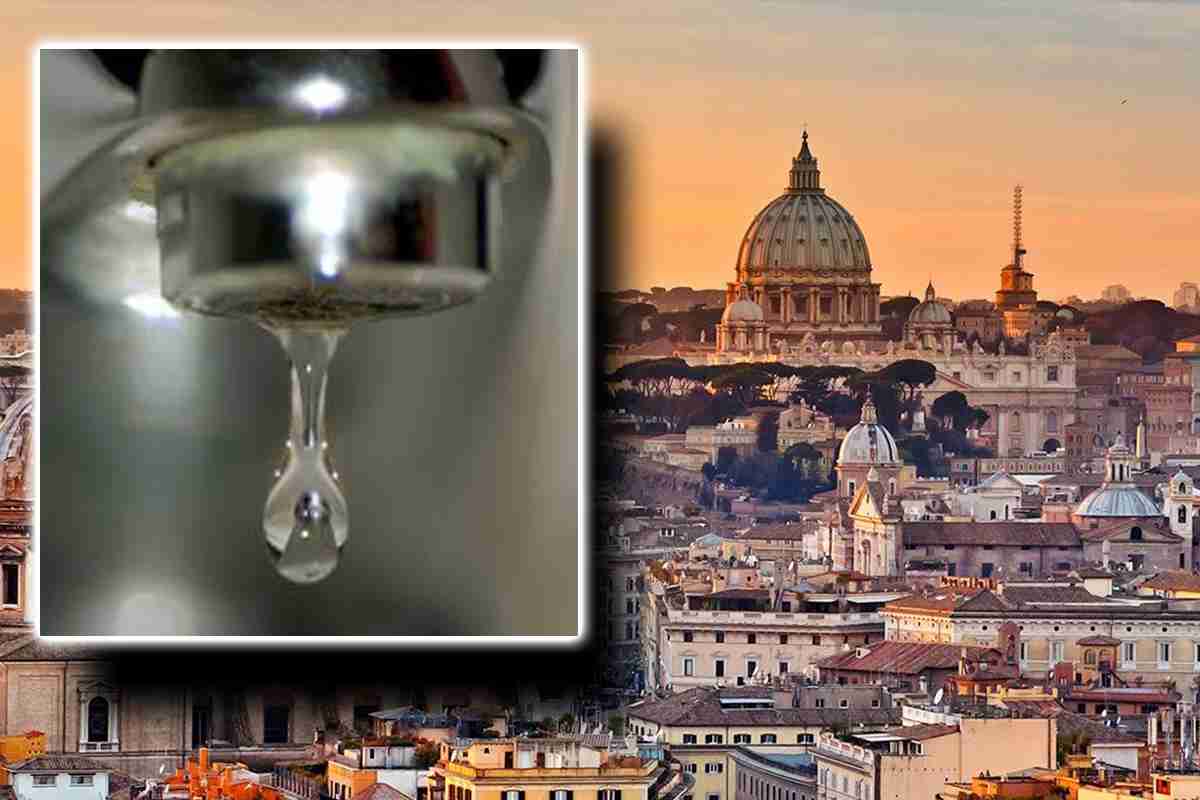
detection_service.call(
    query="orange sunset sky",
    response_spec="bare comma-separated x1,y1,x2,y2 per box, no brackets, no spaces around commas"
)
8,1,1200,302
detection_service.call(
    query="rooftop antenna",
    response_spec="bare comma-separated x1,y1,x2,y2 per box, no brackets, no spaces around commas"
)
1012,184,1026,269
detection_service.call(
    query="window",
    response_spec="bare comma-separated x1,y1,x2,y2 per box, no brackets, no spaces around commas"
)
747,633,756,644
551,791,573,800
683,657,695,677
1,563,17,606
733,734,751,744
1012,372,1022,383
839,699,849,708
1052,641,1064,663
1131,527,1143,542
811,634,821,645
683,631,694,643
1180,507,1188,524
814,698,825,708
70,776,95,787
981,563,994,578
626,599,635,614
1047,366,1059,383
705,734,724,744
1161,642,1173,666
779,661,789,674
263,704,290,744
683,734,697,744
600,792,623,800
989,510,997,520
747,660,758,677
871,699,881,708
504,791,527,800
1123,641,1136,664
780,634,789,645
715,659,725,678
760,734,777,744
626,577,635,592
797,733,815,745
1020,641,1029,662
715,631,725,644
705,763,723,774
87,697,110,743
32,776,54,788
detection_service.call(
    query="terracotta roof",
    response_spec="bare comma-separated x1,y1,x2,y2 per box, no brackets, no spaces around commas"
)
903,522,1081,547
1064,688,1176,704
876,723,958,741
736,524,810,541
626,687,900,728
1141,571,1200,593
815,640,995,675
355,786,413,800
998,584,1111,605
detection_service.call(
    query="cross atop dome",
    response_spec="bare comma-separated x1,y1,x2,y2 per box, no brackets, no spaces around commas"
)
789,130,822,192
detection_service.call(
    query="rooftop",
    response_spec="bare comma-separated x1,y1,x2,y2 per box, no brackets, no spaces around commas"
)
626,687,899,728
815,640,996,675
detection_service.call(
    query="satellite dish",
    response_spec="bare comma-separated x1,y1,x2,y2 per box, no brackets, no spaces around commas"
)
933,688,944,705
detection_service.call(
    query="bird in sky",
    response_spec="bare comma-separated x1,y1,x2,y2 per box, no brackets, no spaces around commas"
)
1121,99,1128,104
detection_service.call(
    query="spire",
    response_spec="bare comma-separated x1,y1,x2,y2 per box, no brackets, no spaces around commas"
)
788,130,822,192
924,281,936,302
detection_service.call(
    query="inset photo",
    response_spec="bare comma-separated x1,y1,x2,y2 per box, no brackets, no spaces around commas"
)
38,46,582,638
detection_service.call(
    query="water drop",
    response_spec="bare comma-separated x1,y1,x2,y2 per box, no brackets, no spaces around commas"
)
262,326,348,583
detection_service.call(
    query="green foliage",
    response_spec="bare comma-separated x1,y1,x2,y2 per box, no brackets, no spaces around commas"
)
413,740,440,768
608,715,626,736
756,410,780,453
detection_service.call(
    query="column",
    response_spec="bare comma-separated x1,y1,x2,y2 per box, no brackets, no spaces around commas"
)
782,287,792,323
809,287,819,324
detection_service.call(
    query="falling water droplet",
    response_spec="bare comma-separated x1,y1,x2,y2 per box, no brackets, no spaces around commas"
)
262,326,348,583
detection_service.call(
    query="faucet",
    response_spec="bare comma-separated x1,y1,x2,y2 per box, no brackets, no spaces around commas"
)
40,49,552,583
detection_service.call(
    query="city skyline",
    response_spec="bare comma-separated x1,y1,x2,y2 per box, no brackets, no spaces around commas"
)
4,1,1200,298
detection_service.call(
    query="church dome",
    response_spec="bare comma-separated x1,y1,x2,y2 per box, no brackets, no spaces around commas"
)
721,295,765,324
837,398,900,465
736,132,871,274
908,282,952,325
1074,485,1160,518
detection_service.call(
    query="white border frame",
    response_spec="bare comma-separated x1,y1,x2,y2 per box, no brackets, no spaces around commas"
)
33,40,590,647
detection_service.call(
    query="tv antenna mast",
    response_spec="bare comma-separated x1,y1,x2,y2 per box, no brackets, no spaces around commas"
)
1012,184,1026,269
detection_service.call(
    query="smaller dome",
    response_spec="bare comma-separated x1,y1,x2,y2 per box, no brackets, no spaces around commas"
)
722,288,765,324
1074,485,1160,518
908,281,952,325
838,398,901,465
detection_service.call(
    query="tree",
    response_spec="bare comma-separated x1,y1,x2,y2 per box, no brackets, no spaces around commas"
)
756,410,780,453
880,296,919,319
414,740,440,768
931,390,989,433
716,447,738,475
712,366,774,409
876,359,937,404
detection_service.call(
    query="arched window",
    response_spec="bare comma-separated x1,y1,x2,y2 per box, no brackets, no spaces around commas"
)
1012,412,1022,431
1180,507,1188,525
87,697,109,743
1131,526,1143,542
1181,483,1189,495
1047,411,1058,433
989,510,997,521
1084,650,1096,665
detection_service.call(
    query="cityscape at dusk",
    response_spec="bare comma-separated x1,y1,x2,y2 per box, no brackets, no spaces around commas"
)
4,3,1200,799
